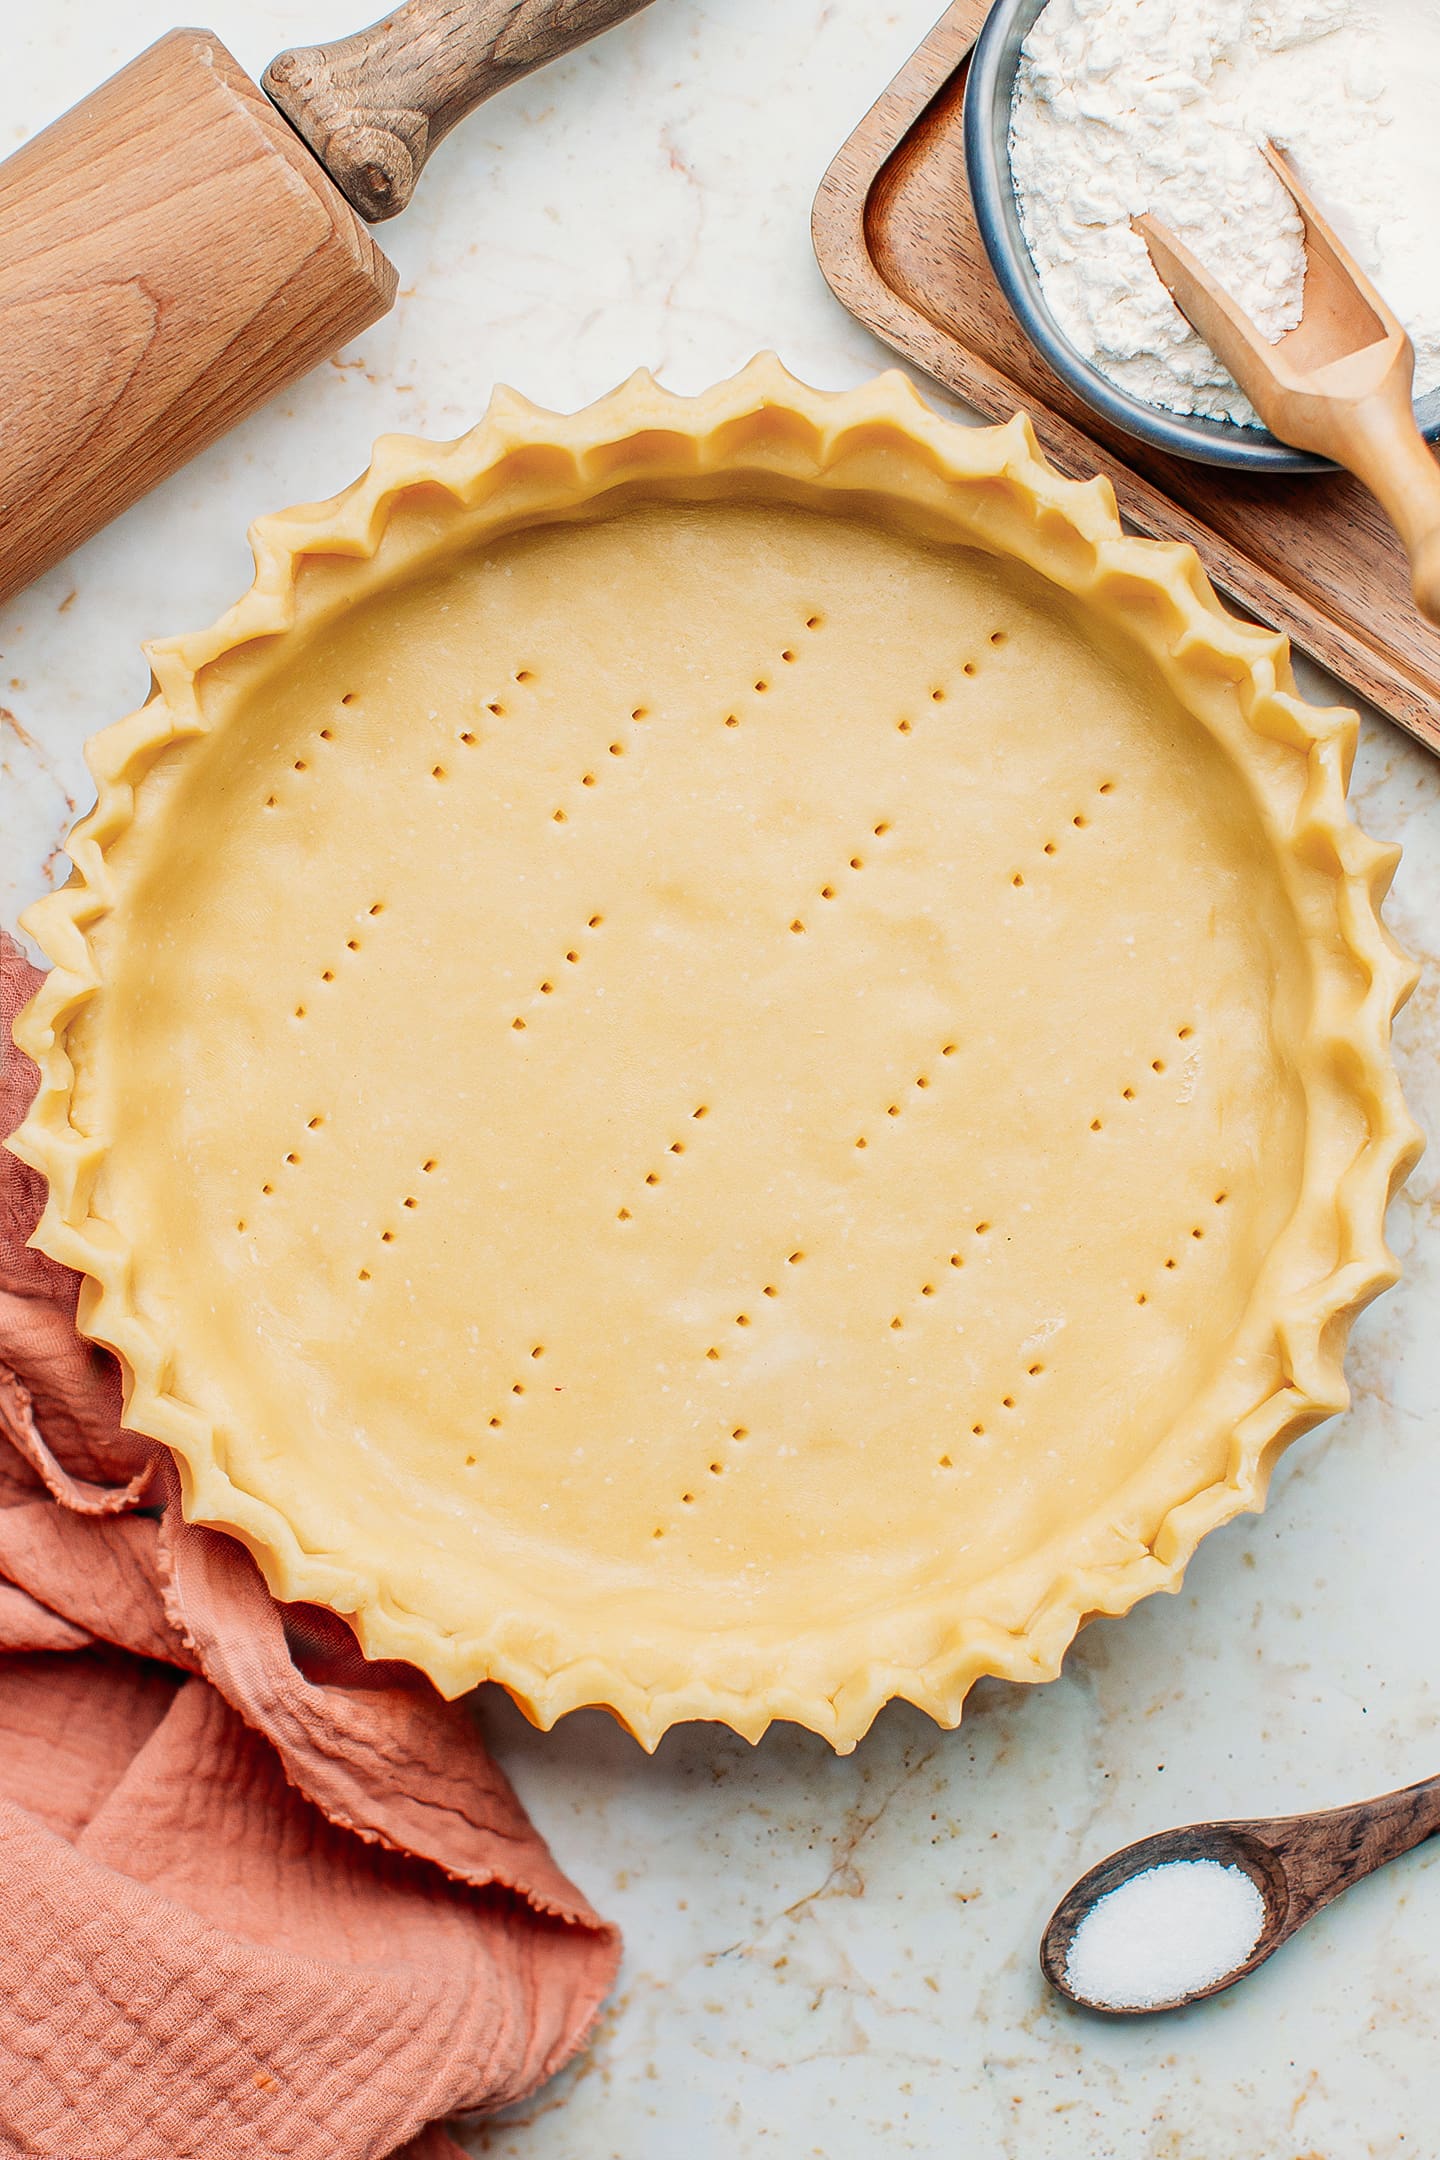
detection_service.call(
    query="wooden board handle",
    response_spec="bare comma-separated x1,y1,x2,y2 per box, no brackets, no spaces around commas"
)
264,0,656,222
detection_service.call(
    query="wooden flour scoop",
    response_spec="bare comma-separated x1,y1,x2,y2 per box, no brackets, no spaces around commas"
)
0,0,653,607
1137,142,1440,626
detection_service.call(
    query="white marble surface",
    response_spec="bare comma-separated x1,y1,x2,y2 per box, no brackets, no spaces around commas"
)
6,5,1440,2154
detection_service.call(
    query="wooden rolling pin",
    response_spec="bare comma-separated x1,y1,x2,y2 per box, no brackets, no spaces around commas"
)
0,0,654,607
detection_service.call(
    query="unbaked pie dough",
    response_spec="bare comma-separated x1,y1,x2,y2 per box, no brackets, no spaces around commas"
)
9,361,1419,1748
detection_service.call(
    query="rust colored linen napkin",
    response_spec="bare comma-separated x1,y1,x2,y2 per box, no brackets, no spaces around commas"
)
0,930,618,2160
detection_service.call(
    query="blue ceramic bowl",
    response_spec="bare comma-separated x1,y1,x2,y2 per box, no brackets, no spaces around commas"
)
963,0,1440,474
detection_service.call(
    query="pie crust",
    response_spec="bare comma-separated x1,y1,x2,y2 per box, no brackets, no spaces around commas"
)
9,359,1420,1750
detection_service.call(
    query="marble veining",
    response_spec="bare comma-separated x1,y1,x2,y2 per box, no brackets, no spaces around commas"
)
5,5,1440,2154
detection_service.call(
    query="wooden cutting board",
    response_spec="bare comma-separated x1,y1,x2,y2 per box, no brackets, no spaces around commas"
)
812,0,1440,753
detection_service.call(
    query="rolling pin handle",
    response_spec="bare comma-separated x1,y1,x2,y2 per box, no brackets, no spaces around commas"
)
264,0,656,223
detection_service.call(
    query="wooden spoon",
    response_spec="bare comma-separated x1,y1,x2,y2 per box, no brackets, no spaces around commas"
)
1135,141,1440,626
1041,1772,1440,2016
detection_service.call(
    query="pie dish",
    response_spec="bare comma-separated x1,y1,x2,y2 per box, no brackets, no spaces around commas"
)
8,358,1420,1750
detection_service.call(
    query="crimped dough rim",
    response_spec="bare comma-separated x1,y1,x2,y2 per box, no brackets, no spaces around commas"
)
7,358,1421,1751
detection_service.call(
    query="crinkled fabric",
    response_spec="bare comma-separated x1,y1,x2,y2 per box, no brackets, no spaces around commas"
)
0,931,617,2160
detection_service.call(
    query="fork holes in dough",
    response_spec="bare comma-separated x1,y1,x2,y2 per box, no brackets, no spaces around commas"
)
806,613,823,629
782,649,797,663
732,1426,748,1441
725,714,740,729
990,629,1007,646
293,760,307,773
788,1250,804,1264
423,1159,437,1172
963,661,977,677
897,718,913,734
341,692,356,706
403,1196,417,1210
460,731,477,747
432,765,447,781
1178,1025,1194,1040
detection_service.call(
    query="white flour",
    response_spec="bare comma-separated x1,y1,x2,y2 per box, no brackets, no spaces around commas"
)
1010,0,1440,427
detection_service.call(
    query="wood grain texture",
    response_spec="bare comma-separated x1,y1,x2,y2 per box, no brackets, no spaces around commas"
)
264,0,656,222
1140,152,1440,627
1040,1774,1440,2014
0,30,396,610
811,0,1440,752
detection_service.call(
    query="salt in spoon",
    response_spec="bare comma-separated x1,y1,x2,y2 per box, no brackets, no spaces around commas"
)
1135,141,1440,626
1041,1771,1440,2015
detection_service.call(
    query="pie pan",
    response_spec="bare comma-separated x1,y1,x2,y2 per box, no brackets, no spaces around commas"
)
8,359,1420,1750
